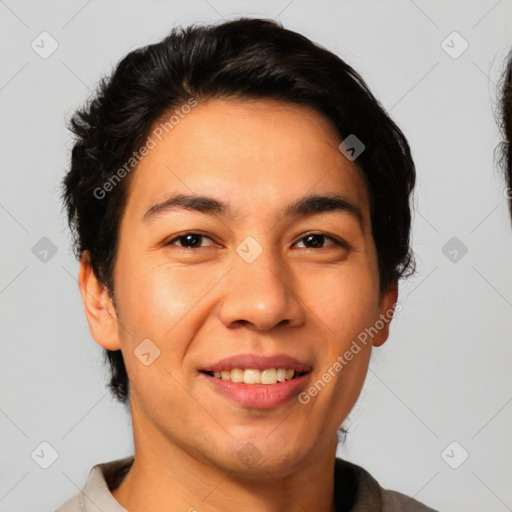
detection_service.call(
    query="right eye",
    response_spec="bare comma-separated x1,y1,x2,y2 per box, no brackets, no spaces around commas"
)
165,232,217,249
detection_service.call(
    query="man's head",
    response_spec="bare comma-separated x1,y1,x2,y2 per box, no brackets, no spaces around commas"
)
61,18,416,473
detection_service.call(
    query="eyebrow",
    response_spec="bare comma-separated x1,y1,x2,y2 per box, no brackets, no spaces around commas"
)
142,192,365,232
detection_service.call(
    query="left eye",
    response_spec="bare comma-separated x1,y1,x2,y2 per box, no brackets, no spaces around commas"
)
294,233,344,249
166,232,344,250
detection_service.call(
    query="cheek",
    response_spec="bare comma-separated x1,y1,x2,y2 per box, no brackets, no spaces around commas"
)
302,264,379,343
113,253,216,339
112,259,227,400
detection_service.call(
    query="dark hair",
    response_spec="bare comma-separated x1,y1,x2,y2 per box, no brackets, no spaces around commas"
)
61,17,416,405
497,50,512,221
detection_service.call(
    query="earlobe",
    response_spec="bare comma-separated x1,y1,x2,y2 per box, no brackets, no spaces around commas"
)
78,251,121,351
372,280,399,348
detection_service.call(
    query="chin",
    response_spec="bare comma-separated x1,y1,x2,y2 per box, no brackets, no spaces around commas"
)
216,435,312,478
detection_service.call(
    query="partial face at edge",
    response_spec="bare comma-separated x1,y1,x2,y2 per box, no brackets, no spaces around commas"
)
83,98,398,476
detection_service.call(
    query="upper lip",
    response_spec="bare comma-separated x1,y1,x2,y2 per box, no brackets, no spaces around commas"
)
200,353,313,373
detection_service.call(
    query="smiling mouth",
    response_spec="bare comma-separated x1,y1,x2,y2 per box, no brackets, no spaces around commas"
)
200,368,309,385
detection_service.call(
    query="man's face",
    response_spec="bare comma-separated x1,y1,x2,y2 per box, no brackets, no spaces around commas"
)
83,98,397,476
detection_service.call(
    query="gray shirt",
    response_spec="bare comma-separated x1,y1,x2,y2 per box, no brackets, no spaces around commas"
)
55,456,438,512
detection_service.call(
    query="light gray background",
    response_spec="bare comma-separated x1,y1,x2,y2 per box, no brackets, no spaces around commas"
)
1,1,511,511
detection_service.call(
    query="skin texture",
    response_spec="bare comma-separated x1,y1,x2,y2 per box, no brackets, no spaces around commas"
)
79,98,398,512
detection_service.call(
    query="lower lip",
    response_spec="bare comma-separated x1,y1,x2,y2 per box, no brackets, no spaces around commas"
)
200,372,311,409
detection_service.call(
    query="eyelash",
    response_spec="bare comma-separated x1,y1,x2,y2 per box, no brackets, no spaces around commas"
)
165,232,348,250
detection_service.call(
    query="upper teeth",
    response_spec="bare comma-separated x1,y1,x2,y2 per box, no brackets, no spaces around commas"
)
212,368,296,384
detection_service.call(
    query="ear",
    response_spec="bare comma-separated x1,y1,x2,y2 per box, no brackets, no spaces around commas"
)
371,280,399,348
78,250,121,351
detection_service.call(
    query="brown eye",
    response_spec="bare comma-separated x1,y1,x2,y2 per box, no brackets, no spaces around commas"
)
166,233,215,249
294,233,346,249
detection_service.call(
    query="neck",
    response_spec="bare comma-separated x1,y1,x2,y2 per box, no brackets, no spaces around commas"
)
112,414,340,512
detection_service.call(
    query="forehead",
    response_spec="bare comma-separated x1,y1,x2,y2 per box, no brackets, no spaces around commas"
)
123,98,371,225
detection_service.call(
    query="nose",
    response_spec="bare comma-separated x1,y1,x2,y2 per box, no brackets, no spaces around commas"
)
217,247,306,331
